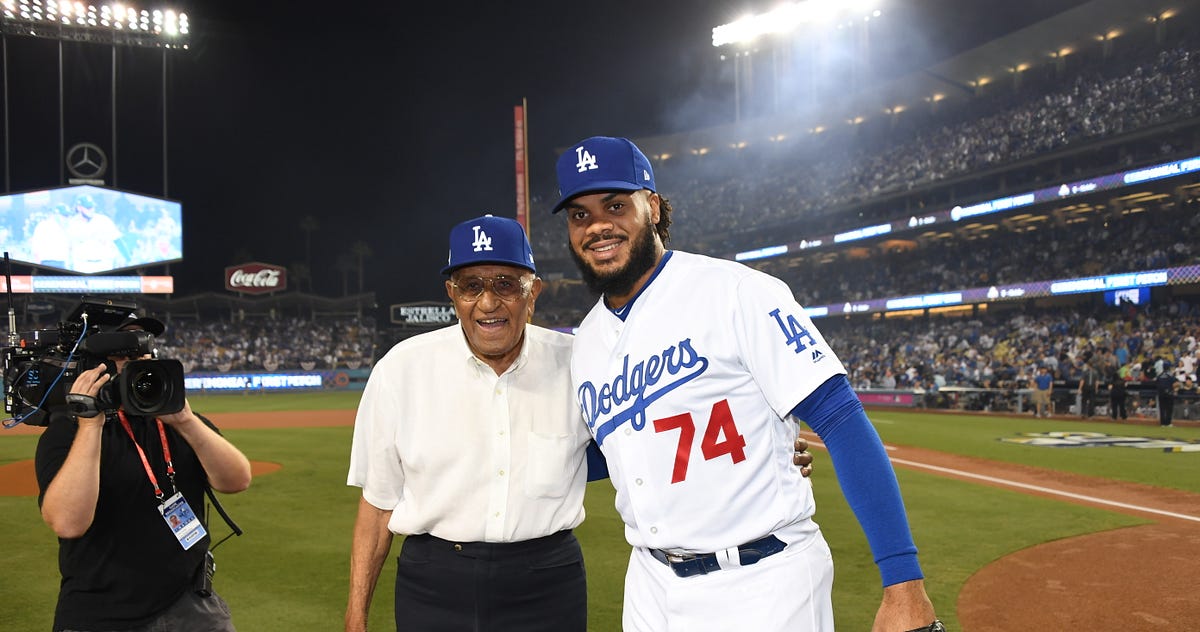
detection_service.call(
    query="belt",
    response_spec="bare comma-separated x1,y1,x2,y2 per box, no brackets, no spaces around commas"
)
408,530,575,560
648,534,786,578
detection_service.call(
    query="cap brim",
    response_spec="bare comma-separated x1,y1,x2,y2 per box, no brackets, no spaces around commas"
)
118,316,166,336
551,181,647,214
441,260,536,276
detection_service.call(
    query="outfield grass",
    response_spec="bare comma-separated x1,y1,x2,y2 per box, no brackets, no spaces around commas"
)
1,398,1186,630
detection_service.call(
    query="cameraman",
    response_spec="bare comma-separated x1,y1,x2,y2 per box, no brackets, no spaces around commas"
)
34,317,252,632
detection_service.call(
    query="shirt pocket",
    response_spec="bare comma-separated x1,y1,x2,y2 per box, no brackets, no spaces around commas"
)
524,432,574,499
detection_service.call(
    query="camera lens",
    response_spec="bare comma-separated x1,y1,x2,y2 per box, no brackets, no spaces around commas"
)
130,368,168,409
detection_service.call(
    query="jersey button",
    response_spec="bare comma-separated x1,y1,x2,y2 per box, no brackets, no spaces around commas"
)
635,478,643,486
498,469,505,476
649,527,658,534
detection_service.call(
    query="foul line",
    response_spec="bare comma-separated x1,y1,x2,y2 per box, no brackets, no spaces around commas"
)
804,438,1200,523
894,457,1200,523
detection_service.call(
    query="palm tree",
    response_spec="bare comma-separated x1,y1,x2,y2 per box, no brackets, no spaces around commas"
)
349,240,373,294
299,215,319,268
289,261,313,294
334,253,355,297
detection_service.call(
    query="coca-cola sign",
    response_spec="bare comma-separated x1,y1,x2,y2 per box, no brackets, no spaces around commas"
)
225,262,287,294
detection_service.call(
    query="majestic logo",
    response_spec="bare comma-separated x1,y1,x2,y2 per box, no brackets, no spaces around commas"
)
471,225,493,252
575,147,598,173
225,262,287,294
577,338,709,445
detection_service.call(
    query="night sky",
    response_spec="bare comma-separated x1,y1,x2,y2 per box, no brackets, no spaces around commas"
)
1,0,1091,311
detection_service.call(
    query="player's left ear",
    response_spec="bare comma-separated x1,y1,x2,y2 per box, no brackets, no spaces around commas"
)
647,191,661,224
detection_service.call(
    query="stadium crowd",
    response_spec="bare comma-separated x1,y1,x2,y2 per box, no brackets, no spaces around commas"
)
822,305,1200,418
532,194,1200,325
768,196,1200,308
530,41,1200,259
152,317,376,373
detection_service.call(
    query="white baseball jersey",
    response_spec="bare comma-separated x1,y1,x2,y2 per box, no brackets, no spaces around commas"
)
572,251,846,554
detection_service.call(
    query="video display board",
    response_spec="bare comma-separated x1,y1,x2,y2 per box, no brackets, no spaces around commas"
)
0,185,182,274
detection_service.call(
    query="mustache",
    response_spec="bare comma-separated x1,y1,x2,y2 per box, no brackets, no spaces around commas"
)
583,232,624,250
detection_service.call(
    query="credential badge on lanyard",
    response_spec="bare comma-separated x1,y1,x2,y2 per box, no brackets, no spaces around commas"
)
118,412,208,550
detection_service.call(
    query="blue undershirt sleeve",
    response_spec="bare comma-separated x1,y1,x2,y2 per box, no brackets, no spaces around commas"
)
585,439,609,482
790,374,923,586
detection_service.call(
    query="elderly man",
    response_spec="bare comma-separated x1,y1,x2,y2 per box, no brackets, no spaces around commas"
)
345,215,592,631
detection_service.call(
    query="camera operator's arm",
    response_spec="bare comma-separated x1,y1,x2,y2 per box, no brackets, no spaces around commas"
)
159,400,251,494
40,365,109,538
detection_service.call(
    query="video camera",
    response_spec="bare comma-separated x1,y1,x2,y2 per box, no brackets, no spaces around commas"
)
3,297,186,427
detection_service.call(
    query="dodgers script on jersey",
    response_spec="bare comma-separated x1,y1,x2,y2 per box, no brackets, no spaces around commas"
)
572,251,846,554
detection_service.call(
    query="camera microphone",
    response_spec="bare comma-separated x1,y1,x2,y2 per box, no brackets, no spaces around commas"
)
79,331,154,357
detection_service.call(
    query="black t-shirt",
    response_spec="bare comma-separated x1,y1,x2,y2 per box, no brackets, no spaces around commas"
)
35,412,216,631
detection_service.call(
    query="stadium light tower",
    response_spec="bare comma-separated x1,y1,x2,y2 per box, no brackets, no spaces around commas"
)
712,0,882,119
712,0,881,48
1,1,189,48
1,1,188,193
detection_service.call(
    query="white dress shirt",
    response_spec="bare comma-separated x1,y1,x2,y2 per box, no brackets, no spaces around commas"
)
347,324,589,542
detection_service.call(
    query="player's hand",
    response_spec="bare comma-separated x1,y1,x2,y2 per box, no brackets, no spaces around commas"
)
872,579,937,632
793,436,813,478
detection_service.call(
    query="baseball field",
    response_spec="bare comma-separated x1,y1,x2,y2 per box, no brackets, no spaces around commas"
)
2,391,1197,630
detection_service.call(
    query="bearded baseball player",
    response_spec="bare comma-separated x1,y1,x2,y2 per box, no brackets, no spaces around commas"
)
552,136,940,632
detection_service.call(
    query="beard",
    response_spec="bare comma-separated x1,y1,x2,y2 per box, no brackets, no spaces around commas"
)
570,215,660,299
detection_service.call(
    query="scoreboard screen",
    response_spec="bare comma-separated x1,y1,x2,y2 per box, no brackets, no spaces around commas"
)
0,184,182,274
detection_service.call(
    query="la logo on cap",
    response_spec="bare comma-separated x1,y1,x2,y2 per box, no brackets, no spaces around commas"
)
575,146,598,173
471,225,494,253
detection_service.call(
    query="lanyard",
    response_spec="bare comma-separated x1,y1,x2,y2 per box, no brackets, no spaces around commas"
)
117,411,175,501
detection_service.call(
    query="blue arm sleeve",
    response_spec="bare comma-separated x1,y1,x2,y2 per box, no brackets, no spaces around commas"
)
585,439,609,482
791,374,923,586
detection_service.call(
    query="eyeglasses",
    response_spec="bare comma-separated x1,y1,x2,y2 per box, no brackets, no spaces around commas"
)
450,275,533,302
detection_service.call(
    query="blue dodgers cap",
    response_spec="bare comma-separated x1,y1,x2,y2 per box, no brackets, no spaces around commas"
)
441,214,536,275
552,136,655,213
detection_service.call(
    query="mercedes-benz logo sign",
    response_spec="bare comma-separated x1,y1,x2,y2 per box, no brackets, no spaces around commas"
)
66,142,108,179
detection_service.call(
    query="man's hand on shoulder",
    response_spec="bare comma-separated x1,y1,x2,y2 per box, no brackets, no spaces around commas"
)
794,436,814,478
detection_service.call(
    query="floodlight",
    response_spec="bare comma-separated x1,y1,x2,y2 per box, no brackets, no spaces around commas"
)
0,1,189,47
712,0,885,47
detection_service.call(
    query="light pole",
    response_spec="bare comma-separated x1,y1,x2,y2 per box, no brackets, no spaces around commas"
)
0,1,189,194
711,1,883,122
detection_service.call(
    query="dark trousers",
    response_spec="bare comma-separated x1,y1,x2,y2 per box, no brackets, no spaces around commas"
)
394,530,586,632
1110,392,1128,420
1158,395,1175,426
1081,387,1097,418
